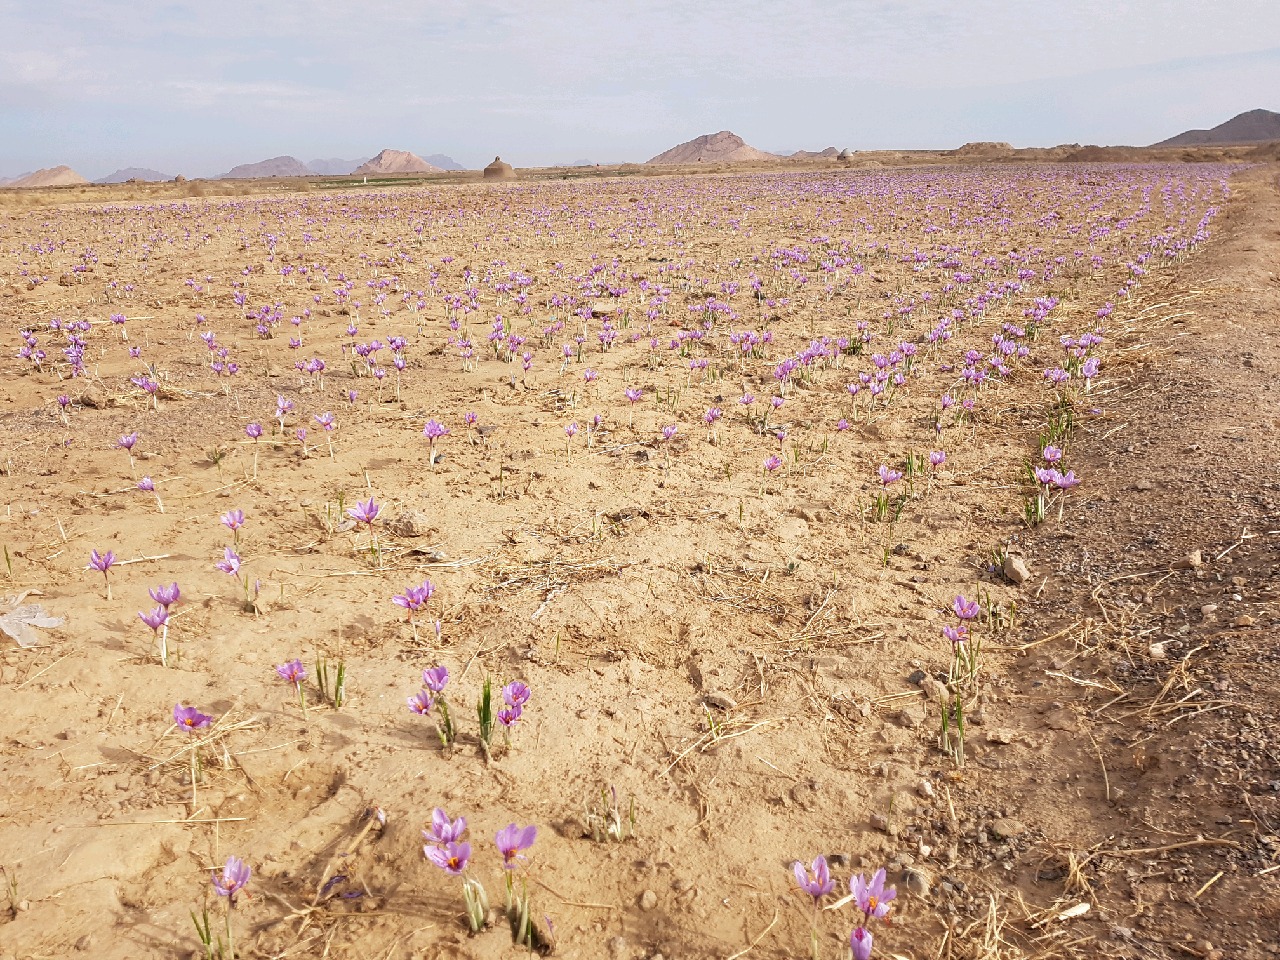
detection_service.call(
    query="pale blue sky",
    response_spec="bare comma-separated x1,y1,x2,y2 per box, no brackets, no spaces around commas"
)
1,0,1277,177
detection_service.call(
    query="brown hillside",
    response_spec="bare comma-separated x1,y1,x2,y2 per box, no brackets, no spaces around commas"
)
9,166,90,188
647,131,777,164
352,150,443,175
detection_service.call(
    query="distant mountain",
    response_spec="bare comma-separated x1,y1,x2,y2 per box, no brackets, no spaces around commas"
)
95,167,172,184
1153,108,1280,147
422,154,464,171
647,131,777,164
352,149,443,175
789,147,840,159
307,157,370,175
219,156,312,179
0,171,33,186
8,166,90,188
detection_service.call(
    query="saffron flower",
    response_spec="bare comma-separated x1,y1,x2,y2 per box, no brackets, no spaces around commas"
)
221,509,245,534
877,465,903,486
408,689,435,714
498,703,523,727
245,422,263,440
149,582,180,608
943,624,968,647
139,605,169,633
424,808,467,845
929,450,946,468
952,595,980,620
763,455,783,472
426,840,472,875
850,926,874,960
276,659,306,686
87,549,116,599
1042,445,1063,464
851,867,896,921
174,703,212,732
212,856,251,901
793,855,835,902
495,823,537,869
393,580,435,613
215,547,241,576
503,680,531,708
661,424,677,441
422,665,449,693
347,497,380,526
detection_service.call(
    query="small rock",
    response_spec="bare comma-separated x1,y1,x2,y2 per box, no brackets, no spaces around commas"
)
1043,709,1077,732
702,691,737,711
920,677,949,704
389,510,434,537
907,669,927,686
897,703,927,729
917,780,935,800
1149,641,1168,660
870,812,894,835
74,934,95,951
1134,479,1155,491
1200,604,1218,618
986,728,1015,745
609,935,630,960
639,889,658,911
1231,615,1256,628
990,818,1026,840
1172,549,1203,570
1002,554,1032,585
903,867,932,898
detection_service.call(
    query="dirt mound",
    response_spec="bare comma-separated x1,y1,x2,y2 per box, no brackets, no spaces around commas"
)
219,156,311,180
949,141,1014,158
1154,107,1280,147
8,166,90,188
647,131,777,164
352,149,443,175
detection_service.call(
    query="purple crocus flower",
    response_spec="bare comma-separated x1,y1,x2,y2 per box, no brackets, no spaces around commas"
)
763,455,783,472
850,926,874,960
422,665,449,693
503,680,531,708
943,624,968,647
423,808,468,845
116,432,138,451
495,823,537,869
212,856,251,901
393,580,435,613
423,418,450,441
87,548,115,573
276,659,306,686
347,497,380,526
565,422,579,439
625,387,642,404
877,465,903,486
407,689,435,714
952,595,980,621
246,422,263,440
424,841,471,875
661,425,677,441
498,704,523,727
851,867,896,920
215,547,241,576
221,509,245,531
929,450,946,468
137,476,155,492
139,606,169,633
149,582,181,608
1042,445,1063,464
793,855,835,902
1054,470,1080,490
174,703,213,732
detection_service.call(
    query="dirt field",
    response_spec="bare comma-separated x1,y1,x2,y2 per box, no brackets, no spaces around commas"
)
0,161,1276,960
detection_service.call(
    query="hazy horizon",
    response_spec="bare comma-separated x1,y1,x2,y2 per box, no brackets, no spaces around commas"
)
2,0,1279,180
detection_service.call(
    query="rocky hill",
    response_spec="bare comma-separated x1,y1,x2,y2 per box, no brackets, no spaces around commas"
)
1153,108,1280,147
7,166,90,188
352,150,443,175
95,167,172,184
647,131,777,164
219,156,312,179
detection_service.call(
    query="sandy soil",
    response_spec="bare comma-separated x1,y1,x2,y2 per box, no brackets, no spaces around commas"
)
0,162,1276,960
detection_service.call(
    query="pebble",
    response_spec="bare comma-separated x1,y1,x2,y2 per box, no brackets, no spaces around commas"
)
990,818,1026,840
917,780,935,800
1172,549,1203,569
897,703,927,729
1002,554,1032,585
639,889,658,911
904,867,932,898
